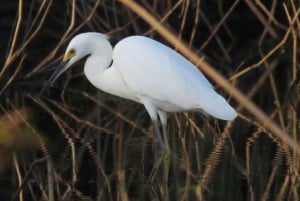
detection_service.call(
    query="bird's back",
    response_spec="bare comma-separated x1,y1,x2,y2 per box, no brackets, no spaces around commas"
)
113,36,236,120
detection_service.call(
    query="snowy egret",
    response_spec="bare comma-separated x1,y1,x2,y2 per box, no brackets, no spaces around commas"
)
41,32,237,180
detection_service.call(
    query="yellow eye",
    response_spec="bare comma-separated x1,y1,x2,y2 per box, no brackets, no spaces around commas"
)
63,48,76,61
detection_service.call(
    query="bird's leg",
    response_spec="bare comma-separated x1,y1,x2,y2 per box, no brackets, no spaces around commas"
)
148,149,165,183
147,120,165,183
140,99,170,182
139,98,165,150
161,122,171,183
148,111,171,183
158,110,170,151
153,120,165,150
161,123,170,151
157,110,171,182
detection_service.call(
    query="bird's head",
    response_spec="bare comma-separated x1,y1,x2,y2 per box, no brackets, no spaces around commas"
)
40,32,110,95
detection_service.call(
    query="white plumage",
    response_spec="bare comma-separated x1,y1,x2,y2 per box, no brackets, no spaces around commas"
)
42,32,237,149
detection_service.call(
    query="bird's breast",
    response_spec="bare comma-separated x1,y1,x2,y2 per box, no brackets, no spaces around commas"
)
85,63,140,103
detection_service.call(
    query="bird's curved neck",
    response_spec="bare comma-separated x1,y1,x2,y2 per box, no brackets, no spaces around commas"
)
84,52,112,77
83,42,113,90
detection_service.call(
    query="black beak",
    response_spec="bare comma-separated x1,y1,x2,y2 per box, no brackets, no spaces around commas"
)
39,61,68,96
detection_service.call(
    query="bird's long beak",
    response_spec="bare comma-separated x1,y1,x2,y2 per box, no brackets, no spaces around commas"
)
39,60,69,96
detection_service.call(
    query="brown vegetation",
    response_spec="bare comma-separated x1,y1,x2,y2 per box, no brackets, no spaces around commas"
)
0,1,299,201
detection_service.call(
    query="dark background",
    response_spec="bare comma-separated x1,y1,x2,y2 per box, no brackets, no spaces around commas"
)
0,1,299,201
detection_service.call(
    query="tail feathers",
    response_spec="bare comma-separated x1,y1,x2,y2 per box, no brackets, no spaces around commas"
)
199,93,237,121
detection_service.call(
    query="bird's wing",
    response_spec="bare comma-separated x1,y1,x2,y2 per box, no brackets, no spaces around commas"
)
113,36,236,120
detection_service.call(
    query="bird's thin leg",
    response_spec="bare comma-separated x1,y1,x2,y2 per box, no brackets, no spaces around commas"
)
158,111,170,151
162,125,170,150
148,144,171,183
147,123,162,183
140,98,170,182
140,97,165,150
158,110,171,183
147,120,168,183
161,122,171,183
147,111,171,183
153,120,165,150
148,149,165,183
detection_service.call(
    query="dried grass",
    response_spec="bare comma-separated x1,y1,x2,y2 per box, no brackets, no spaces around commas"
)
0,0,299,201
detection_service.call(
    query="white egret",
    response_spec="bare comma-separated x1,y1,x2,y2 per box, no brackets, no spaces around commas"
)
41,32,237,180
